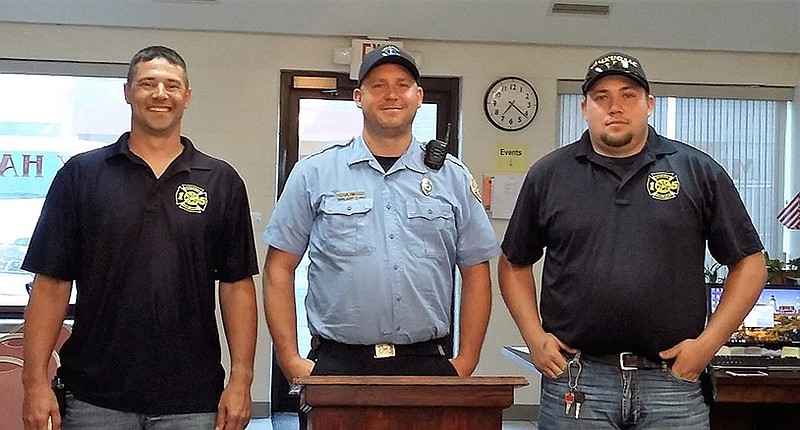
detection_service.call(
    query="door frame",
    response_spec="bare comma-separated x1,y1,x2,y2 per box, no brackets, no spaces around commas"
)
271,70,461,413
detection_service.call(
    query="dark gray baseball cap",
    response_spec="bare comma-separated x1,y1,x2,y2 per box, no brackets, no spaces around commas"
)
357,45,420,86
582,51,649,95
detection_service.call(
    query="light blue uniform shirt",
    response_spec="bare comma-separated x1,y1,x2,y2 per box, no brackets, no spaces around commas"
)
264,137,500,345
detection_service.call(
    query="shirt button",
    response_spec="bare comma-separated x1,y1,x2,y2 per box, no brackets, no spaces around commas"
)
396,296,402,302
393,264,398,270
386,204,391,209
389,234,394,240
347,206,352,210
427,208,433,214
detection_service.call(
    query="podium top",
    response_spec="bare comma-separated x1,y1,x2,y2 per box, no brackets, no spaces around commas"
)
295,375,528,387
295,375,529,409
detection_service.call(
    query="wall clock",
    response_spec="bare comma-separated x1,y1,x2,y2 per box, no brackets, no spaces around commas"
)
483,77,538,131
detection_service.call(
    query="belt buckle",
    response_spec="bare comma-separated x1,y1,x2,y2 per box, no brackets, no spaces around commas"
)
619,352,638,370
374,343,396,359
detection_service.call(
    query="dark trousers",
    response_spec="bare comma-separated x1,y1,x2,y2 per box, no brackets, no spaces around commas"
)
298,338,458,429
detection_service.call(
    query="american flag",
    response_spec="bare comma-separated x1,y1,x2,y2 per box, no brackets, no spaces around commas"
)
777,191,800,230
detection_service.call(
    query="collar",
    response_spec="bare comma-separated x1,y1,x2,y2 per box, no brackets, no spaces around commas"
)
107,132,212,173
574,125,678,163
347,135,427,174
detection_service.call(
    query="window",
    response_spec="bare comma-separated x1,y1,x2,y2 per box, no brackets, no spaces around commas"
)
558,81,794,272
0,59,129,317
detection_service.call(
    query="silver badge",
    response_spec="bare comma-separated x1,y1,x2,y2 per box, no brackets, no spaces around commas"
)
420,178,433,196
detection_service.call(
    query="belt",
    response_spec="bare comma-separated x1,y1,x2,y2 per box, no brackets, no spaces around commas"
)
313,336,447,359
582,352,667,370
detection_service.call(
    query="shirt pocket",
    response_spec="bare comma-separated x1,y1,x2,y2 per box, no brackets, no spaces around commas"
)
406,199,454,258
320,197,375,256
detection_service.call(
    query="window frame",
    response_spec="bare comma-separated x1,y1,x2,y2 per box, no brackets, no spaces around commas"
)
0,58,129,318
556,79,795,271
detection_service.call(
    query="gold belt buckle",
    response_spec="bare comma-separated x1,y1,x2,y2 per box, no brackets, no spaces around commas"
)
374,343,396,359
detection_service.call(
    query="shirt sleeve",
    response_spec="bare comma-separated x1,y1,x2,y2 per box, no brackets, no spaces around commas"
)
217,168,260,282
262,161,315,256
705,168,764,265
501,167,546,266
453,164,501,267
21,164,81,281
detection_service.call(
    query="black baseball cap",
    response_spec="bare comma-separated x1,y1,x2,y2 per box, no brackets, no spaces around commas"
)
357,45,420,86
581,52,649,95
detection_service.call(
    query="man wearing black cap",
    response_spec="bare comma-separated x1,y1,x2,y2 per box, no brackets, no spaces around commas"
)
499,51,766,428
263,44,498,427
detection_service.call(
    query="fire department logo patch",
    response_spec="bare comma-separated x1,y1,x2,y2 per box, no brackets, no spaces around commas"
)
647,172,679,201
469,173,482,203
175,183,208,213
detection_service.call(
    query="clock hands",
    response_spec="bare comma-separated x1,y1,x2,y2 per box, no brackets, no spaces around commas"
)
508,100,527,116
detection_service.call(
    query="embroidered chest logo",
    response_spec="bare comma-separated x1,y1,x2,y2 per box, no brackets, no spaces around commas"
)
647,172,680,201
175,183,208,213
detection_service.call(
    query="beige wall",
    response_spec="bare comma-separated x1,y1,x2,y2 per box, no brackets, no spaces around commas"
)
3,22,798,406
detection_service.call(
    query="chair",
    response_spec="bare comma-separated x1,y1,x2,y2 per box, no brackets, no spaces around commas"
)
1,322,71,357
0,355,25,430
0,324,67,383
0,328,66,430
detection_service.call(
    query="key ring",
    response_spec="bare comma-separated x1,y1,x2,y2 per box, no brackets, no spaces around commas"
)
567,351,582,390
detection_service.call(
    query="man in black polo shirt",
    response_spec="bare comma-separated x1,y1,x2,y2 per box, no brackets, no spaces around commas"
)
499,52,766,428
21,46,258,430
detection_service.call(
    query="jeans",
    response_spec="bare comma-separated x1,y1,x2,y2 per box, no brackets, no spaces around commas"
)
62,394,218,430
538,356,709,429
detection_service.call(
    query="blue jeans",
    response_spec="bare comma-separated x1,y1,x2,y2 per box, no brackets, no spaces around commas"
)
63,394,218,430
538,356,709,429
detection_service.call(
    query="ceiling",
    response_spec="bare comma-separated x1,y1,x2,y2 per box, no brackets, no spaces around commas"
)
1,0,799,54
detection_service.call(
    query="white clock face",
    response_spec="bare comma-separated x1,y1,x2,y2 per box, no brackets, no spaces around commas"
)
484,77,538,131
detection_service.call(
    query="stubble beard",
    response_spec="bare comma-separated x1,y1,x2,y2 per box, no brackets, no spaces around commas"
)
600,130,634,148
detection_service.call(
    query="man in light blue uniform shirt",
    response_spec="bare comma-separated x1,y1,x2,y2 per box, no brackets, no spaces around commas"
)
263,45,499,396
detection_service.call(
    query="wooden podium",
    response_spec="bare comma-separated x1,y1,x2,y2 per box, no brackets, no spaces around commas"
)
295,375,528,430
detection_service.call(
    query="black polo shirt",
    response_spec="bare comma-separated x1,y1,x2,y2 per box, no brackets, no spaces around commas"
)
22,132,259,414
502,127,763,358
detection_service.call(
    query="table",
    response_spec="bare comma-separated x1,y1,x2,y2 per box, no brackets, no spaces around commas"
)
502,346,800,429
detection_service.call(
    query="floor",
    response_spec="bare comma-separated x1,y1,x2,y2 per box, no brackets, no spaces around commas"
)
246,413,538,429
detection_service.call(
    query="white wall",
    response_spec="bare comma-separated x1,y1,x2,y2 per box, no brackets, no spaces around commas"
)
2,22,798,407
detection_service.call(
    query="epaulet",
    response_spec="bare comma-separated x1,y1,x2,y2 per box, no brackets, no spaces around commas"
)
444,153,470,173
303,137,356,160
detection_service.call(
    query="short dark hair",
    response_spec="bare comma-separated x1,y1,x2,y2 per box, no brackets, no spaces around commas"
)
127,45,189,86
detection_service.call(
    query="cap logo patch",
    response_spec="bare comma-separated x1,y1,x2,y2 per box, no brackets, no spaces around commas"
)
591,54,639,72
175,183,208,213
381,45,401,57
647,172,679,201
